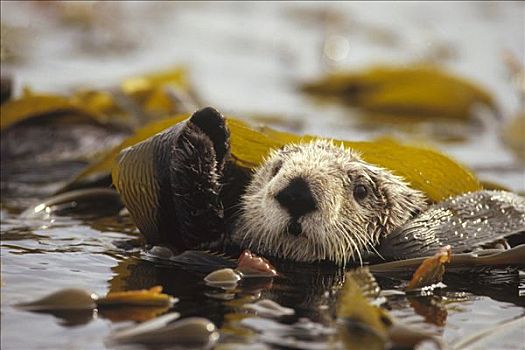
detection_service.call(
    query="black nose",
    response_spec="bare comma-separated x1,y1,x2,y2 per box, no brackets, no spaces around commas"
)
275,177,317,218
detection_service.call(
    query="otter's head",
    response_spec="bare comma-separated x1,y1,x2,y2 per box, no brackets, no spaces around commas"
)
234,140,428,266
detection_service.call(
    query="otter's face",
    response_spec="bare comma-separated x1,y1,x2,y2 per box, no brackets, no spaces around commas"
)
234,140,427,265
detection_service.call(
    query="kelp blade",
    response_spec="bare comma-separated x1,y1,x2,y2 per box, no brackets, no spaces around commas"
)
97,286,175,307
228,118,481,201
83,115,482,202
368,245,525,273
0,93,109,130
336,269,391,349
1,66,190,132
63,116,187,192
301,65,496,120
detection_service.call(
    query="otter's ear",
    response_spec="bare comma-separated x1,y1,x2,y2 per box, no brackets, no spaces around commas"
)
374,170,428,235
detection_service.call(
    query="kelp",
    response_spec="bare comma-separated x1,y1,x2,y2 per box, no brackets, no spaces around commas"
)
228,120,481,201
408,296,448,327
20,188,123,219
0,92,109,130
121,66,189,97
99,305,172,323
336,268,442,350
0,67,196,205
368,245,525,273
1,93,128,203
301,65,497,121
2,68,482,202
71,66,193,126
97,285,176,307
62,116,186,191
105,116,480,201
1,66,191,132
502,113,525,162
337,269,391,350
70,90,128,124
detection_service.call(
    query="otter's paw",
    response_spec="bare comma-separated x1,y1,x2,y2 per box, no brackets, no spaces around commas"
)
169,108,231,249
114,107,231,253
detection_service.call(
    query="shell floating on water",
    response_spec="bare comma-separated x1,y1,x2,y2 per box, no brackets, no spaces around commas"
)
15,288,97,311
146,245,175,259
406,245,451,291
236,250,278,277
244,299,295,317
110,316,219,347
204,268,241,289
110,312,180,341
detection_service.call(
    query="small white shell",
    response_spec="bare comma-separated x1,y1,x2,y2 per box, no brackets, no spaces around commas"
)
244,299,295,317
147,245,175,259
110,312,180,341
110,316,219,347
204,268,241,289
16,288,97,311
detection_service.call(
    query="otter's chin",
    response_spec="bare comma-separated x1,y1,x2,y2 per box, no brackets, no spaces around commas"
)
287,220,302,236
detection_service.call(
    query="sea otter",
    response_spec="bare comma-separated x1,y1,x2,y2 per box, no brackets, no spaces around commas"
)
113,107,525,266
234,139,428,265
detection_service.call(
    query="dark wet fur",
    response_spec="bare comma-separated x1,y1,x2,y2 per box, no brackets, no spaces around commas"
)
377,191,525,260
169,124,226,249
158,108,231,251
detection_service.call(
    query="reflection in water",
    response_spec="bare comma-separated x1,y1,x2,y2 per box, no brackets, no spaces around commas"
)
4,221,525,349
408,296,448,327
99,305,171,323
3,201,524,349
337,318,386,350
32,309,96,327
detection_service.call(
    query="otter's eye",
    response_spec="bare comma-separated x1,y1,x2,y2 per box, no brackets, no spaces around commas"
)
271,161,282,177
353,184,368,201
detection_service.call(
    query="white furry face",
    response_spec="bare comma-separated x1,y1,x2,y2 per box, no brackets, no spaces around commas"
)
233,140,428,266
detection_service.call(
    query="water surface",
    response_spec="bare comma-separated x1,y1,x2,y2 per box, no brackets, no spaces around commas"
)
1,2,524,349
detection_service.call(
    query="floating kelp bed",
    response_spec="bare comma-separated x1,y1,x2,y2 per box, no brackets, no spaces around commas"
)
1,61,524,350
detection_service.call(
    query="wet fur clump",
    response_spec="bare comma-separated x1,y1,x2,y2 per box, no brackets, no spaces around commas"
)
233,140,428,266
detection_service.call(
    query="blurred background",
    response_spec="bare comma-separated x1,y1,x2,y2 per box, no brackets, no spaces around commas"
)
1,1,524,191
1,3,525,350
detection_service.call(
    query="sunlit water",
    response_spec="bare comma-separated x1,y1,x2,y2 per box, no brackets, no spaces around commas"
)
1,2,524,349
2,207,524,349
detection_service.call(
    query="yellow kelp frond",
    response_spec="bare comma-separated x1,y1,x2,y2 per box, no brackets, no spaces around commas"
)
0,93,108,130
64,115,187,191
337,268,391,349
302,65,496,120
97,286,176,307
1,66,191,132
228,118,481,201
68,114,479,201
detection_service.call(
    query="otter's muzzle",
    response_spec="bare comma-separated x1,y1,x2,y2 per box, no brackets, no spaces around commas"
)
275,177,317,221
